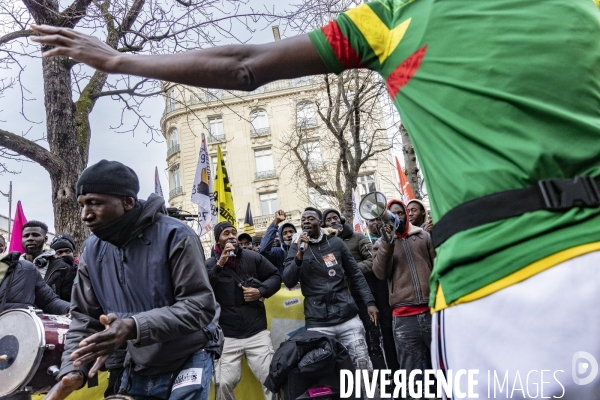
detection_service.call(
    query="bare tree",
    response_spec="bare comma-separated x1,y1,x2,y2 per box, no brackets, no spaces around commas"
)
280,71,400,221
0,0,290,250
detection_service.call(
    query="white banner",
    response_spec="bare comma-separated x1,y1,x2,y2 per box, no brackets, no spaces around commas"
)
191,133,216,235
352,188,367,233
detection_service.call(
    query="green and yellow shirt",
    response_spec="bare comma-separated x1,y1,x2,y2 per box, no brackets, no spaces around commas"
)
309,0,600,310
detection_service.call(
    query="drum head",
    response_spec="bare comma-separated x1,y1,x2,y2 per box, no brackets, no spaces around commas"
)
0,309,45,397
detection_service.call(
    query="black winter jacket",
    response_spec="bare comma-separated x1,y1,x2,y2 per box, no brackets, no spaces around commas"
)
44,256,77,302
207,246,281,338
264,330,354,393
283,232,375,328
0,252,69,314
59,194,222,379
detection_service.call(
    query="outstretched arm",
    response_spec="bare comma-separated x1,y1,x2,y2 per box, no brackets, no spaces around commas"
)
29,25,329,91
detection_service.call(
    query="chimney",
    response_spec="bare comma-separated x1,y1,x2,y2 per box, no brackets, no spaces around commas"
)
272,26,281,41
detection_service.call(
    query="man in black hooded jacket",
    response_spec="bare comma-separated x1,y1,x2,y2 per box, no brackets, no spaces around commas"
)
45,160,222,400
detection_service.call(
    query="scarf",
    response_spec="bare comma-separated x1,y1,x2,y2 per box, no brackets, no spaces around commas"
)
93,202,143,247
291,228,328,246
213,244,237,267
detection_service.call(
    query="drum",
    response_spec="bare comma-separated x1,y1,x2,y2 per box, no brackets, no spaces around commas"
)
0,309,71,397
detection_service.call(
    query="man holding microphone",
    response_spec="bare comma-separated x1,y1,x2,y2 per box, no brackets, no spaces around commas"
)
283,207,378,375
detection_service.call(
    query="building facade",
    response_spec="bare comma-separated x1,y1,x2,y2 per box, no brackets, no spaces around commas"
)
160,77,401,243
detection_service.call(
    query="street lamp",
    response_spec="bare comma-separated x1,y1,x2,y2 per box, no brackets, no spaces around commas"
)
0,181,12,242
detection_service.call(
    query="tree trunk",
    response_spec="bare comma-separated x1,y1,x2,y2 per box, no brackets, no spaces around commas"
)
341,172,357,224
42,56,88,253
400,124,422,200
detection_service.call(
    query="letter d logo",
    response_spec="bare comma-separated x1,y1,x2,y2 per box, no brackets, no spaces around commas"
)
572,351,599,385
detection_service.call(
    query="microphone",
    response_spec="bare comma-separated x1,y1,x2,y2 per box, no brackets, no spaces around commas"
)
299,229,309,251
228,249,236,258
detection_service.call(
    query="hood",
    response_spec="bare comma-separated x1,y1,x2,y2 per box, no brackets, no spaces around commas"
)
278,222,297,250
130,193,167,238
321,209,341,227
338,224,354,239
386,199,410,239
2,251,22,268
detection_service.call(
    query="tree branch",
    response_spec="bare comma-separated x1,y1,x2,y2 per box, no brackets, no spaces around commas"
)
58,0,94,28
0,128,62,172
0,29,34,46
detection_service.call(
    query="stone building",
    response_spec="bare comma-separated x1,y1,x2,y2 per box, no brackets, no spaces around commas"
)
160,77,401,248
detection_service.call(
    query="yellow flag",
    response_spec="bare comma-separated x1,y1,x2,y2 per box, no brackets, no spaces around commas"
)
213,145,237,228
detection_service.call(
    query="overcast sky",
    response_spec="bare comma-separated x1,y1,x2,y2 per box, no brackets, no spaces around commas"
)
0,4,289,233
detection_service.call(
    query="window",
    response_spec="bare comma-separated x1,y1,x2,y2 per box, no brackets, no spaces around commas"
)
207,88,222,101
208,117,224,142
296,102,317,127
250,110,270,136
167,128,180,157
260,192,279,215
301,141,324,171
211,155,227,178
357,174,376,197
168,128,178,147
341,90,356,114
167,89,176,112
254,148,275,180
349,130,369,159
309,187,331,209
169,165,182,198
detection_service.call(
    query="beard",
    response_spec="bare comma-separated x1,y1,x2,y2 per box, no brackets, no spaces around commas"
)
24,245,42,256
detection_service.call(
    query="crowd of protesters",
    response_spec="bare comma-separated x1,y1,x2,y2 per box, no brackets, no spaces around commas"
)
0,159,436,400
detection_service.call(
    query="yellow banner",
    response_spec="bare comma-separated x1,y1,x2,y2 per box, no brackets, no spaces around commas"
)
213,145,237,228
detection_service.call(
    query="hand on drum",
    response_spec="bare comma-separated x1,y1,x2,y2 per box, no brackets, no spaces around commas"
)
71,313,136,377
43,372,84,400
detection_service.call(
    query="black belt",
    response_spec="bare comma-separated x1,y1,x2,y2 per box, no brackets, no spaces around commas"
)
431,175,600,248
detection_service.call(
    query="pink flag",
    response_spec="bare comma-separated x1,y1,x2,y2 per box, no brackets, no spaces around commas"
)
8,201,27,253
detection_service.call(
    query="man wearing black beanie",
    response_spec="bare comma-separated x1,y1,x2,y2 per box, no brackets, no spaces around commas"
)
46,160,223,400
206,221,281,400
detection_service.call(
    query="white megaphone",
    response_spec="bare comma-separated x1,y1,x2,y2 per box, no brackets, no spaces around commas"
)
358,191,400,242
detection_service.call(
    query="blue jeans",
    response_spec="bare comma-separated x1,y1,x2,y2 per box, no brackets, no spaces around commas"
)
120,350,214,400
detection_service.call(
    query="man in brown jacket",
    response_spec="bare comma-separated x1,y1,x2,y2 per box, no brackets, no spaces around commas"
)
372,199,435,399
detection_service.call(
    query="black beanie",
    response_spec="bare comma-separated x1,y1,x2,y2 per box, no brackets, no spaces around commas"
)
238,233,252,243
321,208,341,227
214,221,235,241
50,233,75,252
50,239,74,252
76,160,139,199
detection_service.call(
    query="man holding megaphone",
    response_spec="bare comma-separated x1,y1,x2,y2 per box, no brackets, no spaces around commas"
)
372,199,436,399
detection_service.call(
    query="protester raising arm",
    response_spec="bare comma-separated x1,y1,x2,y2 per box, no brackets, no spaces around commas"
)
29,25,328,91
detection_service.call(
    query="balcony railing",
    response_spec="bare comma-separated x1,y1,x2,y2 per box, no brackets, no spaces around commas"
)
238,210,302,231
164,103,177,115
250,127,270,137
169,186,183,199
208,134,225,143
167,144,180,157
175,78,317,110
255,170,276,180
